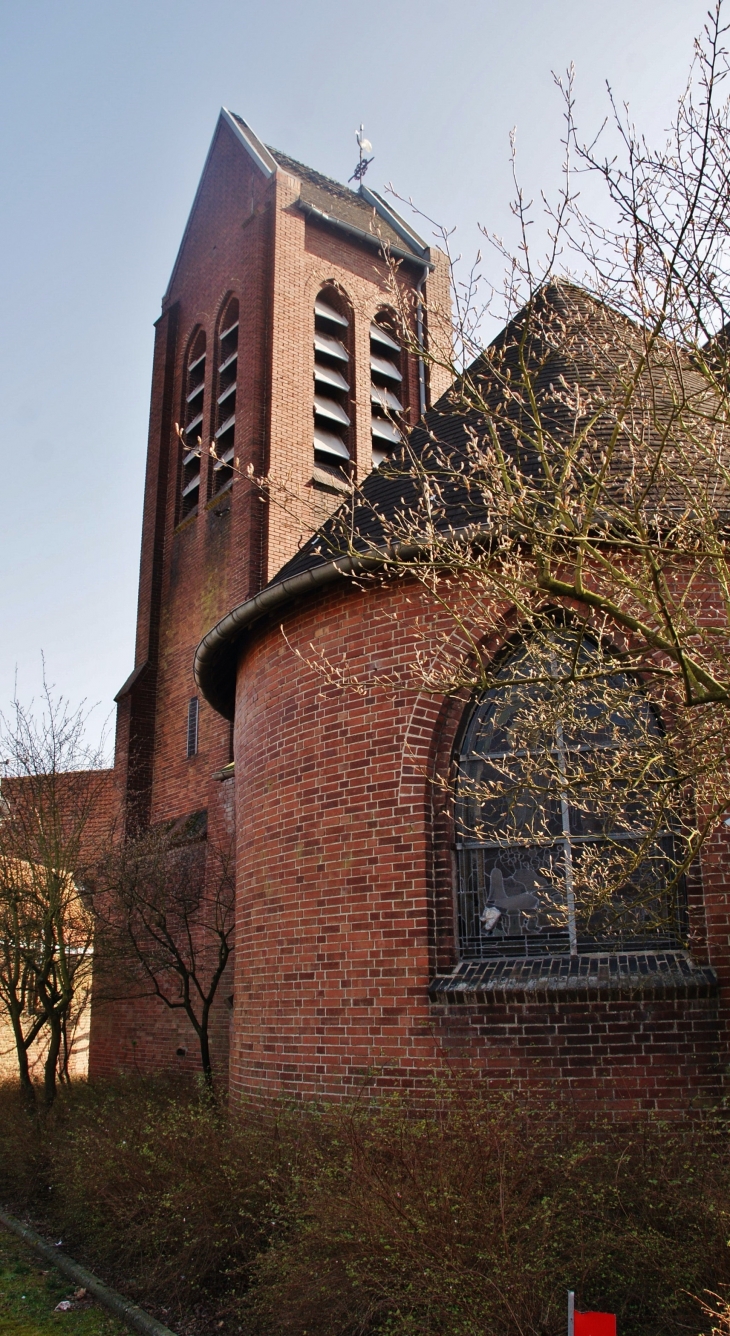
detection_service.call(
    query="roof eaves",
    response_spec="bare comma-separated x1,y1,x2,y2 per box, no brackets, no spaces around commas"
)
358,184,429,258
298,199,434,270
222,109,278,177
194,522,483,719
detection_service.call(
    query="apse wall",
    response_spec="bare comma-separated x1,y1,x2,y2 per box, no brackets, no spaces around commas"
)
230,575,728,1114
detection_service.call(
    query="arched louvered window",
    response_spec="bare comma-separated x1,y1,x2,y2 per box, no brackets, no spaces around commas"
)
455,628,683,959
181,329,206,518
370,311,403,469
212,297,239,496
313,288,352,480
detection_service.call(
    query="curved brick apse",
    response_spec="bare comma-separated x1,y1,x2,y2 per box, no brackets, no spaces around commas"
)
228,574,728,1114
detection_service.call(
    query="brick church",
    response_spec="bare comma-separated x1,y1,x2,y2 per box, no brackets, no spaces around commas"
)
87,108,729,1113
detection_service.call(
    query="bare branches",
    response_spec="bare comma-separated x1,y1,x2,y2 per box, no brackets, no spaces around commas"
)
264,7,730,952
0,677,110,1105
92,822,235,1092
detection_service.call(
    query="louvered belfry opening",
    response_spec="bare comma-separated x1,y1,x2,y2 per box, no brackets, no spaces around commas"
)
370,312,403,468
181,328,206,518
212,296,239,497
313,287,353,482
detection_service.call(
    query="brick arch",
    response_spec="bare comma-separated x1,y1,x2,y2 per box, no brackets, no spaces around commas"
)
415,594,711,973
302,268,355,306
214,287,237,329
182,319,206,356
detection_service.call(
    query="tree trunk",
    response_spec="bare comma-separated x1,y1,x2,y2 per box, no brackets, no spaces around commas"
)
9,1003,35,1105
198,1014,214,1093
43,1016,62,1108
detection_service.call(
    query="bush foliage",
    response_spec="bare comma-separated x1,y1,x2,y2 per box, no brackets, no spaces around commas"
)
0,1078,729,1335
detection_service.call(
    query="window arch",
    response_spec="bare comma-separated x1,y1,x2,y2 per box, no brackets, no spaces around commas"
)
455,627,683,959
211,296,239,496
370,309,404,469
181,328,206,518
313,286,353,480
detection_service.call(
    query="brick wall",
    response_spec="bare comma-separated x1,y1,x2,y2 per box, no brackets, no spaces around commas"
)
91,116,441,1085
229,574,728,1114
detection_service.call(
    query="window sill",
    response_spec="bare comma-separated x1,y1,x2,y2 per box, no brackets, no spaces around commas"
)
207,477,233,507
428,952,718,1005
175,508,198,534
311,465,352,494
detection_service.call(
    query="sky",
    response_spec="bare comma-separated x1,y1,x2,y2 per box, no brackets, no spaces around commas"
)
0,0,712,755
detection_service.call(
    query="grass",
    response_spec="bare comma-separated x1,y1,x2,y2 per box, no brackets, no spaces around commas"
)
0,1227,127,1336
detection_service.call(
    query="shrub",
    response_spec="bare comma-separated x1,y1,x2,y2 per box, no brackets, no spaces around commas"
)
0,1077,290,1316
0,1078,729,1335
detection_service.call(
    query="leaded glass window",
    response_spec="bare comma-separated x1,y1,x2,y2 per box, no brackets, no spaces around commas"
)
455,630,684,958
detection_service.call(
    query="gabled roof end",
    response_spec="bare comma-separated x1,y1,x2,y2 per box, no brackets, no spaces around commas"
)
220,108,278,178
358,184,429,259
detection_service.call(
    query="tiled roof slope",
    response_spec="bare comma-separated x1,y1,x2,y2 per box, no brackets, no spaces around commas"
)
275,278,729,585
267,144,424,256
225,112,426,256
195,279,729,719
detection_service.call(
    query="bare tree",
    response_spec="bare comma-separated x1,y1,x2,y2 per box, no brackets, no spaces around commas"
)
0,679,110,1105
249,4,730,953
93,817,234,1091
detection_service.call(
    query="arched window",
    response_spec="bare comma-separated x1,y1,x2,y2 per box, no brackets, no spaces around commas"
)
455,628,683,959
313,287,352,480
212,296,239,496
370,310,403,469
181,329,206,518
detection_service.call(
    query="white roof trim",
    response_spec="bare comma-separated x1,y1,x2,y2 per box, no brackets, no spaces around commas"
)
221,109,277,178
358,184,429,259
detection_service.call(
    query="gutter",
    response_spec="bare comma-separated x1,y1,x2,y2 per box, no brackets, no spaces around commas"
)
357,184,430,258
298,201,434,271
194,548,394,720
194,526,485,721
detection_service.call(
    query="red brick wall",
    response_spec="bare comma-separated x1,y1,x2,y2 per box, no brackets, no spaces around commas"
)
92,118,439,1084
229,574,728,1114
88,772,235,1084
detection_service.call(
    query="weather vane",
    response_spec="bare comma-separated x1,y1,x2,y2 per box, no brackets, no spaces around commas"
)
349,124,373,183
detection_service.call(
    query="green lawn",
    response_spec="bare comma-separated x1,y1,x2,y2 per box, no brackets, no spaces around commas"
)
0,1228,128,1336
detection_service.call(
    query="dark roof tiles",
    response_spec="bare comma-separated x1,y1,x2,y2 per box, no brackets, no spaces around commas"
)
267,146,424,255
275,279,730,584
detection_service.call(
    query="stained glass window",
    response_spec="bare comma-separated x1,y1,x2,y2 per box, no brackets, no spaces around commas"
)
455,630,684,958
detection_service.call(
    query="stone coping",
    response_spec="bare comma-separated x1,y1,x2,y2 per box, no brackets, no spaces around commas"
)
428,951,718,1005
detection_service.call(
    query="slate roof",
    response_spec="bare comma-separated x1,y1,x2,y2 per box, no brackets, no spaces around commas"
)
226,111,427,259
195,279,729,719
270,147,422,254
276,277,729,584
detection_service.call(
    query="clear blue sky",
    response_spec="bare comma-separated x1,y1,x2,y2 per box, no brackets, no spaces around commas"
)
0,0,709,753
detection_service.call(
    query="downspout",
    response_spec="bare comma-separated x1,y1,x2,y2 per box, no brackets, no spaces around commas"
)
416,265,428,419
